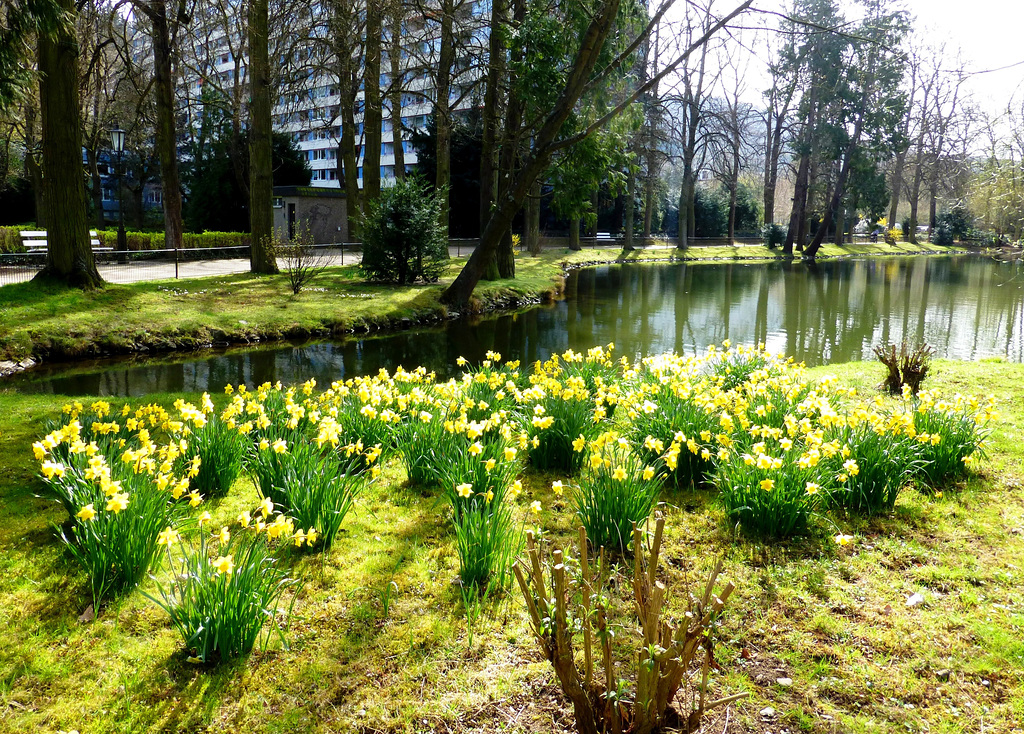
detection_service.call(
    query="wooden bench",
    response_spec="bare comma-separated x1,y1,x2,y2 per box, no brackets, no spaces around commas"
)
20,230,113,253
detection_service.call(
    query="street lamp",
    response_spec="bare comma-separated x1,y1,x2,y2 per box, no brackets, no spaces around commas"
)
109,127,127,256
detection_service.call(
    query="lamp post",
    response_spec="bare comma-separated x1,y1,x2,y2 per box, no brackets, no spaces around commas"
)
109,127,127,255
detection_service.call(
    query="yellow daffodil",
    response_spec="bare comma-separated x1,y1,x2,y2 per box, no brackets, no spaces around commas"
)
551,480,563,495
157,527,179,546
529,500,542,514
642,466,656,481
76,504,97,521
759,478,774,492
456,483,473,498
213,555,234,575
272,439,287,454
105,492,130,514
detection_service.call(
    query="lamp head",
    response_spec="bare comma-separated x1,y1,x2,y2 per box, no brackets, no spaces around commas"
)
109,127,126,153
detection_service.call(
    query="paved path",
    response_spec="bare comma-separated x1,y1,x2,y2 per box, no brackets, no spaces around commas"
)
0,241,769,287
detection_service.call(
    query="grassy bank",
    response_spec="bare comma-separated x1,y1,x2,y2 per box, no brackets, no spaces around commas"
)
0,241,959,364
0,356,1022,733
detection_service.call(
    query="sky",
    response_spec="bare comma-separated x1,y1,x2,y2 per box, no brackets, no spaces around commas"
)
680,0,1024,120
899,0,1024,116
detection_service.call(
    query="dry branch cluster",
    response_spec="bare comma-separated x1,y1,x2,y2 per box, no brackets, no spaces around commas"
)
514,513,746,734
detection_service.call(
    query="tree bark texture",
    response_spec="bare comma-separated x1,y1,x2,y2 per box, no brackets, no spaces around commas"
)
434,0,455,234
150,2,184,250
248,0,277,272
526,179,541,254
479,0,506,232
388,4,405,181
363,2,382,204
36,0,102,287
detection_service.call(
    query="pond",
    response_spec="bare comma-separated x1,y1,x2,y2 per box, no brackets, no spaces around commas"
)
8,254,1024,397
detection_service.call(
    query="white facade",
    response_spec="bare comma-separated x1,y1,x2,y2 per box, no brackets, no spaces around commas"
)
178,0,487,190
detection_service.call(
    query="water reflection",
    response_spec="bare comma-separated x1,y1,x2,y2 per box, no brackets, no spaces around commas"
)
10,255,1024,397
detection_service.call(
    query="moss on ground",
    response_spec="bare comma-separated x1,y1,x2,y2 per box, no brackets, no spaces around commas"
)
0,357,1022,733
0,241,958,364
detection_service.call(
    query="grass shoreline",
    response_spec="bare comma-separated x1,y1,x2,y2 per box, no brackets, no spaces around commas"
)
0,356,1022,733
0,241,969,370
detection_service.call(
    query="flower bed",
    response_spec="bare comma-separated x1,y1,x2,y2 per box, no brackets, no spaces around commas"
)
31,344,997,666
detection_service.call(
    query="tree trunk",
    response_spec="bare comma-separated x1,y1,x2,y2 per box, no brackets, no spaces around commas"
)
150,2,183,250
928,182,937,238
363,2,383,203
526,179,541,255
887,148,907,227
388,4,405,182
907,149,924,245
25,103,45,227
339,54,361,240
35,0,102,288
435,0,455,233
492,0,525,280
625,165,636,250
727,146,739,242
676,168,690,249
569,216,581,250
784,151,810,255
805,109,866,258
87,146,105,229
248,0,277,273
479,0,506,233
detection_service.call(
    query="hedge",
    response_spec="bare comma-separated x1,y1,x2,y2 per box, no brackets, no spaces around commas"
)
0,226,249,253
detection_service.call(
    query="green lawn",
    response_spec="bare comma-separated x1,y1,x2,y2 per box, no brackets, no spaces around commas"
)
0,241,957,363
0,356,1022,733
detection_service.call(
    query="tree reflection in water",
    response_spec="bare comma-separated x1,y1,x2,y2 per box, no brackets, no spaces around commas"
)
13,256,1024,397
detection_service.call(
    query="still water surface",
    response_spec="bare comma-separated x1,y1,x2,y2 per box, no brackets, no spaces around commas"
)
10,255,1024,397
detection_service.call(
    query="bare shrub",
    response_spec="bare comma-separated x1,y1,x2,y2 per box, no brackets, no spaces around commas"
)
874,341,935,395
514,513,746,734
273,224,331,294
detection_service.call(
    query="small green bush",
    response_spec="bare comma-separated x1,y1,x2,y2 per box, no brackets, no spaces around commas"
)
360,176,450,284
762,222,787,249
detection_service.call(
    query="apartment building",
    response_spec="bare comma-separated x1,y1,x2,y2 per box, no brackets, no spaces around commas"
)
178,0,488,190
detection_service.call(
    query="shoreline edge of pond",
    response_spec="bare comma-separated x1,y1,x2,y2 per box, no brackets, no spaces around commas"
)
0,243,987,377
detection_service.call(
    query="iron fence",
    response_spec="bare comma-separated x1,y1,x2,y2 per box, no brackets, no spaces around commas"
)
0,243,365,287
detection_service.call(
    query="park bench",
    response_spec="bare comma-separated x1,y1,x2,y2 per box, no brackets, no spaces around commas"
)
20,230,113,253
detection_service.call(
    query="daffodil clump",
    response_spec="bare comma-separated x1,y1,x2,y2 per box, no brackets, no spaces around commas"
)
912,388,997,487
176,395,247,498
144,513,300,664
245,437,371,550
567,431,662,552
35,401,202,604
517,346,621,473
615,344,997,535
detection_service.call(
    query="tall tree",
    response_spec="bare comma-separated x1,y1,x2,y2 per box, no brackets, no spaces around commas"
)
804,0,908,257
36,0,102,286
441,0,754,305
363,1,383,203
130,0,187,251
248,0,277,272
